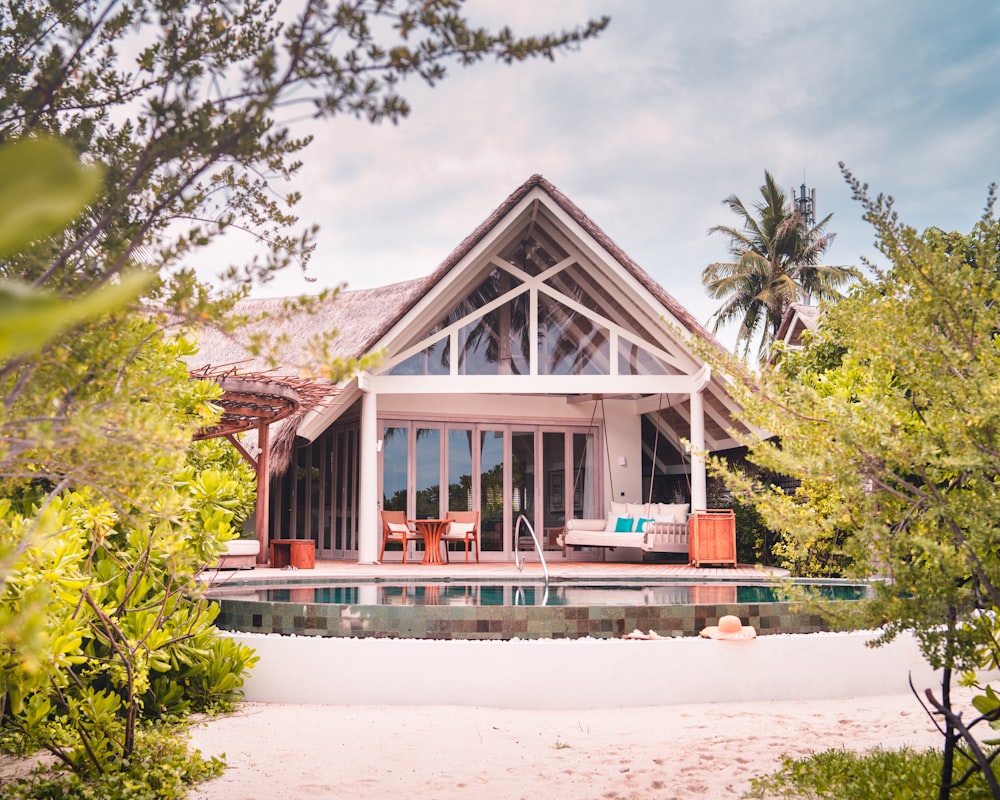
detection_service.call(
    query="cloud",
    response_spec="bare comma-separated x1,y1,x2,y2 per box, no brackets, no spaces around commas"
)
197,0,999,349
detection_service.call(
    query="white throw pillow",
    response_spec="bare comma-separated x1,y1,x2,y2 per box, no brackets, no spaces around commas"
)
446,522,475,537
626,502,651,518
609,501,628,517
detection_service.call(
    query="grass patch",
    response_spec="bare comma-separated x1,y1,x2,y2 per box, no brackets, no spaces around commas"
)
744,746,995,799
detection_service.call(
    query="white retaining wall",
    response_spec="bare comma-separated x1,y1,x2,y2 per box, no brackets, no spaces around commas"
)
226,630,941,709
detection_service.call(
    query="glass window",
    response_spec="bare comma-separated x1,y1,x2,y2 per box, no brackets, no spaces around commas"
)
498,230,569,277
381,426,407,512
573,432,596,518
378,422,600,558
414,428,441,518
479,430,504,552
543,261,655,348
538,296,609,375
343,428,356,551
543,432,566,551
388,338,449,375
457,293,530,375
443,266,522,320
511,431,535,549
447,429,473,512
618,340,674,375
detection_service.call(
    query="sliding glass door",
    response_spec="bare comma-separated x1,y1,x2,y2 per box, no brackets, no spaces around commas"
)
379,419,599,561
479,430,504,553
510,431,535,551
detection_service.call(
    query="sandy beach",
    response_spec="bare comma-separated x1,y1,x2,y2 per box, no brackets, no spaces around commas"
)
186,689,962,799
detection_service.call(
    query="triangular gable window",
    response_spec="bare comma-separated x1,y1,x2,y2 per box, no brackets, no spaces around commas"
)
538,295,609,375
389,267,526,376
389,337,449,375
457,294,530,375
386,223,685,379
617,339,676,375
446,265,523,320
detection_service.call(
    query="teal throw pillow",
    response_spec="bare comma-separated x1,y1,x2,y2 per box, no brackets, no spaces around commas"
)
636,517,653,533
614,516,633,533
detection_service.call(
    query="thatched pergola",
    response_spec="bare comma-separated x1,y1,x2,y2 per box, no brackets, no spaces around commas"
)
190,365,337,562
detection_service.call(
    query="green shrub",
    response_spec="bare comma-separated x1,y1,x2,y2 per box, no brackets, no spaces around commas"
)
0,322,258,783
745,747,995,799
3,722,223,800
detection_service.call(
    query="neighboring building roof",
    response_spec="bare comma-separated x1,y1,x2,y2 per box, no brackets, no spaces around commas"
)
773,302,820,348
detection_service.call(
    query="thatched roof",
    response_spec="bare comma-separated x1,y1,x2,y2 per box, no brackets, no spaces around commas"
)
188,175,724,376
188,277,428,373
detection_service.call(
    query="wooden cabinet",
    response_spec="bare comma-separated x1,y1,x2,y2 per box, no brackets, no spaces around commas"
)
688,510,737,567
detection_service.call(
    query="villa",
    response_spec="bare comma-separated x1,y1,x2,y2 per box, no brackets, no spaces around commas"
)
191,175,754,565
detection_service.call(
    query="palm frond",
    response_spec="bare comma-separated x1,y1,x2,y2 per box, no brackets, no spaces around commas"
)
704,170,859,361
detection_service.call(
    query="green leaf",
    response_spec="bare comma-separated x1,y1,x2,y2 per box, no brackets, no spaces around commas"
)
0,272,152,359
0,137,103,258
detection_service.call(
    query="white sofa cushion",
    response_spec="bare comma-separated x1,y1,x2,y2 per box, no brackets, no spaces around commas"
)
626,502,654,518
565,518,607,532
225,539,260,556
654,503,688,522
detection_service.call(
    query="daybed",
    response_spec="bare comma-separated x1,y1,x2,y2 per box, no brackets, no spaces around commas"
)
213,538,260,570
558,502,690,555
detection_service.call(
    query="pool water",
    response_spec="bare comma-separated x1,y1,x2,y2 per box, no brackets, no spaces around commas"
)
208,580,868,607
208,579,869,640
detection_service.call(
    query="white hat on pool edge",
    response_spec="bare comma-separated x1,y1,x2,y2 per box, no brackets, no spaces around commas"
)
699,615,756,640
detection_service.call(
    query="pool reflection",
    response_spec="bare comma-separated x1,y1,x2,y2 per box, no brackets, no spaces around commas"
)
225,581,868,607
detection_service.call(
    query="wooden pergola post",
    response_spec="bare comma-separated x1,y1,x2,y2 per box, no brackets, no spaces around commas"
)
192,369,335,568
255,420,270,565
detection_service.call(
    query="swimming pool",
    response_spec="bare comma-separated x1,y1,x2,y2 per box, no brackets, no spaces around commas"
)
208,578,869,640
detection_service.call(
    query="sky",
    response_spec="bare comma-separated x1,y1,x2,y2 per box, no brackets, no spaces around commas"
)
210,0,1000,350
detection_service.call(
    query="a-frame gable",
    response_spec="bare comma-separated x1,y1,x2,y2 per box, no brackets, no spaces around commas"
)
370,180,709,393
294,175,753,462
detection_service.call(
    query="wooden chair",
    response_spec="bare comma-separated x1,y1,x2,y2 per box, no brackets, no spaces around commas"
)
380,510,421,564
441,510,480,563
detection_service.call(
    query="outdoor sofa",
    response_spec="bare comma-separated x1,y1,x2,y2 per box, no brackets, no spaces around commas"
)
212,538,260,569
558,501,690,555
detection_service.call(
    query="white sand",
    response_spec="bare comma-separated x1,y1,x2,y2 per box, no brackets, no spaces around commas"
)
186,690,965,799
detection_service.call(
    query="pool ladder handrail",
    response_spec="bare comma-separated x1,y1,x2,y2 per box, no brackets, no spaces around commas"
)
514,514,549,585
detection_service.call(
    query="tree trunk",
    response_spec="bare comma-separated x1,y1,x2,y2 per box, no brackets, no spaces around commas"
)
938,665,954,800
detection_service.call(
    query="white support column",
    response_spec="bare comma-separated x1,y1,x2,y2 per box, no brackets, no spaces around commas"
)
357,383,379,564
689,388,707,512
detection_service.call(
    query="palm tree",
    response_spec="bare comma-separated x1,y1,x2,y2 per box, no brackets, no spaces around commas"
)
702,171,857,361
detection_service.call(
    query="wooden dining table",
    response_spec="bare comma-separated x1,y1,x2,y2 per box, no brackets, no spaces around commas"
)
409,518,451,564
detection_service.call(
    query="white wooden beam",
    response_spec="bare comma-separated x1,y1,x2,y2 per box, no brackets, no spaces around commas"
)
357,387,379,564
690,388,707,511
370,374,702,395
